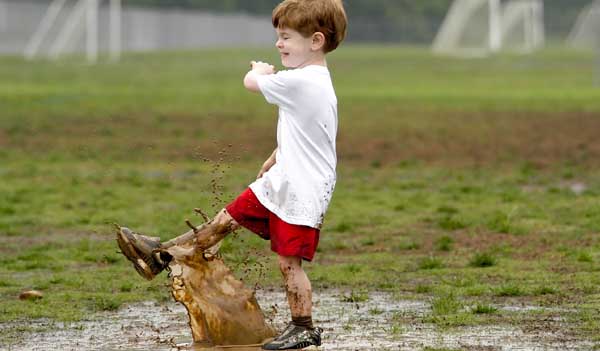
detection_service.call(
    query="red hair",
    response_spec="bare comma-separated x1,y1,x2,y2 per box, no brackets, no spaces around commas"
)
272,0,348,53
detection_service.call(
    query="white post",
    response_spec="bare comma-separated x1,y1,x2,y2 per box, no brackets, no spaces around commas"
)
433,0,493,57
533,1,545,49
524,4,533,51
109,0,121,62
489,0,502,52
49,0,88,59
24,0,68,60
86,0,98,63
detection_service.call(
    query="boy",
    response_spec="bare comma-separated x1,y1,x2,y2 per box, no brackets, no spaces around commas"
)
119,0,347,349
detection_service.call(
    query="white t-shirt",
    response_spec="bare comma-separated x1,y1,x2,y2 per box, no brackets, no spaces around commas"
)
250,65,337,229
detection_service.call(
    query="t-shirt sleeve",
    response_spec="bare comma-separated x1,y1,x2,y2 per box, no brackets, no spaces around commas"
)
256,70,296,110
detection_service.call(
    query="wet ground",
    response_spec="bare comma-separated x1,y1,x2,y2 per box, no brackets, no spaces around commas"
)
1,289,594,351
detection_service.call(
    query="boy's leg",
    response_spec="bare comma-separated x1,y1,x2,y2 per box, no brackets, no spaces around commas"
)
116,209,240,280
278,255,313,325
262,255,322,350
163,209,241,250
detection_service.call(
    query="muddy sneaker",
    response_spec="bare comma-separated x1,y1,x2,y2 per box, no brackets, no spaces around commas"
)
116,226,170,281
262,324,322,350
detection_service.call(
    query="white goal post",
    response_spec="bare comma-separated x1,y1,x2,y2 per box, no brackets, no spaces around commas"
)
24,0,121,63
433,0,502,57
501,0,544,53
567,0,600,50
433,0,545,57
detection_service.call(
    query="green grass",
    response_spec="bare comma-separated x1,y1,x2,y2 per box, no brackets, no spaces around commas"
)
425,291,477,327
431,292,462,316
340,291,369,303
496,284,527,297
471,303,499,315
469,252,497,268
419,256,446,270
1,46,600,344
435,235,454,252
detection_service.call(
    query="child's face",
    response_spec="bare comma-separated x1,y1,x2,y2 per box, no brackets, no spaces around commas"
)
275,27,318,69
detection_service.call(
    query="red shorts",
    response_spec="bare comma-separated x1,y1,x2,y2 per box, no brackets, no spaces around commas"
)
225,188,320,261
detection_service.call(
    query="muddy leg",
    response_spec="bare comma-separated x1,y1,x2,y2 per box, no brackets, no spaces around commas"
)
116,209,241,281
162,209,240,251
279,256,313,320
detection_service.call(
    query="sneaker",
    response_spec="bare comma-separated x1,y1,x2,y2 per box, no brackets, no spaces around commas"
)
116,226,170,280
262,324,322,350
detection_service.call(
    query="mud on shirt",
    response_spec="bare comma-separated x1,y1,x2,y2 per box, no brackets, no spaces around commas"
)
250,65,337,229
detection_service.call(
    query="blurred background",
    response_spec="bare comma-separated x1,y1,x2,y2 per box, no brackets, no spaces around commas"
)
0,0,598,56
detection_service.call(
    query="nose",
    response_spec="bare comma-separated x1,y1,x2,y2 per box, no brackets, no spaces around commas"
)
276,39,284,49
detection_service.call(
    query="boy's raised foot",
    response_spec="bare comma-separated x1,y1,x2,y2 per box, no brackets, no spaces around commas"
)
262,323,322,350
115,226,170,280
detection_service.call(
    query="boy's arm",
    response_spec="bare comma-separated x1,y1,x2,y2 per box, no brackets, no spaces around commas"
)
257,148,277,179
244,61,275,93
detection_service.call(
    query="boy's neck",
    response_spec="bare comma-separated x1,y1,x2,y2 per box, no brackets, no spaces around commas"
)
297,54,327,69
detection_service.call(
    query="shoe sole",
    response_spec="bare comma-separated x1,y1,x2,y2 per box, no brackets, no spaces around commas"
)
262,344,320,350
116,227,157,281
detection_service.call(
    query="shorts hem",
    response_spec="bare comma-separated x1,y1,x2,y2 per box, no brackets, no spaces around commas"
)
271,248,315,262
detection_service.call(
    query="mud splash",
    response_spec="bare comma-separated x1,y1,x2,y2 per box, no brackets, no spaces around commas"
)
1,290,594,351
165,248,274,346
114,223,274,346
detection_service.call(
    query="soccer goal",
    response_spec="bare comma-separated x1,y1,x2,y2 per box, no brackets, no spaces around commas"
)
567,0,600,51
24,0,121,63
433,0,544,57
501,0,544,53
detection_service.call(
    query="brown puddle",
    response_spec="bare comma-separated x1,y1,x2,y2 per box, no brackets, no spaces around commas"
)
114,220,275,348
1,290,595,351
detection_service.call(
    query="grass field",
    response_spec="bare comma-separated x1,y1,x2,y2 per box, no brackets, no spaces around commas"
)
1,46,600,347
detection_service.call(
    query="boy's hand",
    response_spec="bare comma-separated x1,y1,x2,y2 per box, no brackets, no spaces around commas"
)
257,159,275,179
257,165,269,179
257,148,277,178
250,61,275,75
244,61,274,93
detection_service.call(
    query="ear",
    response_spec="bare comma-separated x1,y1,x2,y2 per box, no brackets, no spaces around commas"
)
311,32,326,52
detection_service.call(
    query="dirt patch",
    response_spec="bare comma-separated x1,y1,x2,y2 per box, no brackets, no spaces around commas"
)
6,110,600,167
0,289,593,351
338,110,600,167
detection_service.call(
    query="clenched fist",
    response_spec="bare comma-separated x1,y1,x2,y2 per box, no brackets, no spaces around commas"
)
250,61,275,75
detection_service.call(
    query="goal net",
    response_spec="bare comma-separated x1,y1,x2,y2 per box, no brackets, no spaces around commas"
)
433,0,544,57
568,0,600,50
501,0,544,52
23,0,121,63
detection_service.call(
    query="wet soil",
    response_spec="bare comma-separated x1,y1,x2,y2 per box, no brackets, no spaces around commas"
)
9,110,600,168
1,290,593,351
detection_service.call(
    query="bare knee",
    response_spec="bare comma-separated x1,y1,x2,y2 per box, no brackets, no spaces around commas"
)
213,209,240,232
278,255,301,276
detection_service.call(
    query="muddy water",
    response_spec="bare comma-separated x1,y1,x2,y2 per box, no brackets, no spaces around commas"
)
2,290,593,351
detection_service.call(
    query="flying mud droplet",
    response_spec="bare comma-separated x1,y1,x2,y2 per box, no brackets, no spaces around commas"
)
194,142,268,286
